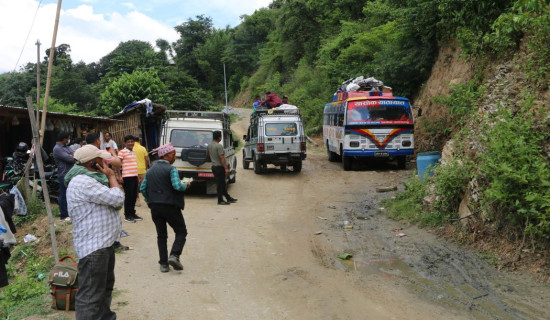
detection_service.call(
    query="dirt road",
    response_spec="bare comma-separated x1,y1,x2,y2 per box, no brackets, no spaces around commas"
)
105,108,548,320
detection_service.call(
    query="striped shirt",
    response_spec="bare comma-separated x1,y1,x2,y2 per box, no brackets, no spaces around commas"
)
67,174,124,259
118,148,138,177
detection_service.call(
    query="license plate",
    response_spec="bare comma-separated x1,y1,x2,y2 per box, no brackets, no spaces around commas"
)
266,145,274,150
374,151,389,157
198,172,214,178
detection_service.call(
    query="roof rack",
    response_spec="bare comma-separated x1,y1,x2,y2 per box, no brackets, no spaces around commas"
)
164,110,229,121
253,106,300,118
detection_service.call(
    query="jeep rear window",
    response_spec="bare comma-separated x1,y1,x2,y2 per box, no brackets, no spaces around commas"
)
265,123,298,136
170,130,212,148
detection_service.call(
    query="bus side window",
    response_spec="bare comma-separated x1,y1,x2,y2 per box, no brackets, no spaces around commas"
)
338,114,344,126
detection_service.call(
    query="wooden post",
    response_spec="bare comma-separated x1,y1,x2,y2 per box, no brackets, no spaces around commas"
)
34,40,41,196
39,0,63,144
26,97,58,262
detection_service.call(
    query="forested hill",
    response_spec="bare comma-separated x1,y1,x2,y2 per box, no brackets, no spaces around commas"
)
0,1,545,131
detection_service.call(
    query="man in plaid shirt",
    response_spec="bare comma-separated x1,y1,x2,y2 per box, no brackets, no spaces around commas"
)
66,144,124,320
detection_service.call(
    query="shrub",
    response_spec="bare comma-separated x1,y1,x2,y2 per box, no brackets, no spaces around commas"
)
432,158,473,220
478,105,550,239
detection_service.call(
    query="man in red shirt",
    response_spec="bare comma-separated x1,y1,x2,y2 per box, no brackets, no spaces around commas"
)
261,92,283,109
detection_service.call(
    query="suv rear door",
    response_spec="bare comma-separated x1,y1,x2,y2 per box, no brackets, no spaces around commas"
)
263,120,302,153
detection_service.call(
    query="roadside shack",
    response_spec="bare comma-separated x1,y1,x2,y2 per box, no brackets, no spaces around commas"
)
0,105,118,160
107,100,167,152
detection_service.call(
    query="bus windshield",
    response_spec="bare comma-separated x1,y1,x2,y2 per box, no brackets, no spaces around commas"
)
347,100,411,124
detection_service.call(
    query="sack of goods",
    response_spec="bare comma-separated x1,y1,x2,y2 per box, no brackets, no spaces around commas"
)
48,255,78,311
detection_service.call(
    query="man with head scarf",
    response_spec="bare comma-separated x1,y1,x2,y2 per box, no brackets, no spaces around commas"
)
140,143,191,273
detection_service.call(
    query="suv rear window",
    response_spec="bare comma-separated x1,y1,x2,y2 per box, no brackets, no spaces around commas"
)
265,123,298,136
170,130,212,148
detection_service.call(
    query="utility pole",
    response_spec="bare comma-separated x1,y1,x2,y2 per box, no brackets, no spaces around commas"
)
35,39,41,132
34,39,41,196
40,0,62,144
223,63,228,113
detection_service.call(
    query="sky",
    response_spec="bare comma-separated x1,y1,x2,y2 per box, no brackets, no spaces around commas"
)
0,0,272,73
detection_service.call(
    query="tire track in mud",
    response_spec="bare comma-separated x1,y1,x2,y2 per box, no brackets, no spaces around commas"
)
330,195,550,320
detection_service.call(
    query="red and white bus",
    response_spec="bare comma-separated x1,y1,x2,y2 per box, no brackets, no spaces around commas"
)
323,91,414,170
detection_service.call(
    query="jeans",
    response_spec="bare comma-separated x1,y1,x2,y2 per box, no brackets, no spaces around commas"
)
123,176,138,218
150,204,187,265
212,166,230,202
76,246,116,320
58,175,69,219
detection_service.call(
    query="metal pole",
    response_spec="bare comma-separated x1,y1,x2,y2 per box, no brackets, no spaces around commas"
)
26,97,59,262
223,63,228,113
39,0,63,144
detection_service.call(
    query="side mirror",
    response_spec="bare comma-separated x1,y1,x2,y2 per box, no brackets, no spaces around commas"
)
243,135,248,141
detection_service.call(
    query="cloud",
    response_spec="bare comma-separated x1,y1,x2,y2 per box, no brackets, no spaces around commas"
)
0,1,178,73
0,0,273,73
121,2,137,10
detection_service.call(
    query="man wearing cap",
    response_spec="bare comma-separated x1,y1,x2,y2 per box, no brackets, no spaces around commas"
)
65,144,124,320
140,143,190,273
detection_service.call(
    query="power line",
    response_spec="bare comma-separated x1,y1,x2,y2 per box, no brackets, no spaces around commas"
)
13,0,44,73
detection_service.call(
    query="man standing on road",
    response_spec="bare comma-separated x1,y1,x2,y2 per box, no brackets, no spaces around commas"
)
206,131,237,205
66,144,124,320
53,131,75,222
118,135,142,223
133,136,149,207
140,143,190,272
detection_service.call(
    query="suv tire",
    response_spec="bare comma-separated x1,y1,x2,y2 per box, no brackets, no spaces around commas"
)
242,150,250,169
254,156,263,174
293,160,302,173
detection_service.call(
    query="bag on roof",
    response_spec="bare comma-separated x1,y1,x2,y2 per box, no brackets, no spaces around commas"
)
48,255,78,311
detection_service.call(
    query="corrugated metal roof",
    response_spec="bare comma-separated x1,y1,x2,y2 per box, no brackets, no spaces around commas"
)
0,105,119,122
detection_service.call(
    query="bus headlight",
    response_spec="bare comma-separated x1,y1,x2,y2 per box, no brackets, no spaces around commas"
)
402,141,412,147
350,141,360,147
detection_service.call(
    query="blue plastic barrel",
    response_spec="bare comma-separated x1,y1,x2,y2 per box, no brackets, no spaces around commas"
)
417,151,441,181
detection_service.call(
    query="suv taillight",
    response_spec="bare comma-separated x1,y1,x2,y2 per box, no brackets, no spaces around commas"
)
300,141,306,151
257,142,265,152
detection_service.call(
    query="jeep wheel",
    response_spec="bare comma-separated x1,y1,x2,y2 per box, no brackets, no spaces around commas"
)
243,151,250,169
254,157,263,174
293,160,302,173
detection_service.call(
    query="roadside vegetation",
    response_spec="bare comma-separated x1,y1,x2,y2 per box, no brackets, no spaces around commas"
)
385,0,549,269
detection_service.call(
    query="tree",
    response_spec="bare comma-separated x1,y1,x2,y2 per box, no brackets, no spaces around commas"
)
173,15,214,82
100,68,166,115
